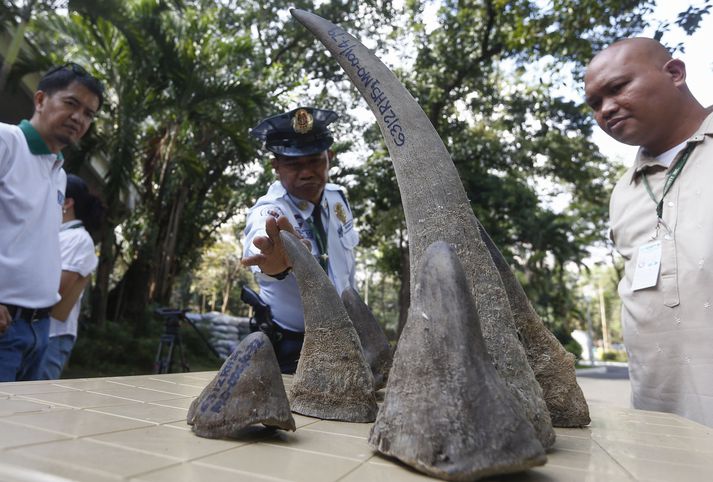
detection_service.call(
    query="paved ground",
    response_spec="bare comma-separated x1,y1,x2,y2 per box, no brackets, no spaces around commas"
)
576,364,631,408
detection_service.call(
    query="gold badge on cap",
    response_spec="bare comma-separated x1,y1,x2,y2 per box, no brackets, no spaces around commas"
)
335,202,347,224
292,108,314,134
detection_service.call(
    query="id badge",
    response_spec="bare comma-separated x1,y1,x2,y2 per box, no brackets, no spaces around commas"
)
631,240,662,291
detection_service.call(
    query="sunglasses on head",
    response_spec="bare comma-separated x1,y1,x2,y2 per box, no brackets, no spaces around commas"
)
44,62,91,77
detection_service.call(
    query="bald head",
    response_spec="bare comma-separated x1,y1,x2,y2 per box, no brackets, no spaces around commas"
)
584,37,705,155
588,38,672,73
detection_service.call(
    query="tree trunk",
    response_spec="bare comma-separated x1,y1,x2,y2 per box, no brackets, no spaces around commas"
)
91,214,117,326
156,186,187,304
109,256,153,334
221,278,232,313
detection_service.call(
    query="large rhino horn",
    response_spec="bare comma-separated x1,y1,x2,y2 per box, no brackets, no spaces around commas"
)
477,220,591,426
279,231,377,422
369,241,546,480
291,9,558,445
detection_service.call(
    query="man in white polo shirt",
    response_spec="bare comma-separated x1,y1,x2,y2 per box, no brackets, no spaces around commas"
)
0,63,103,381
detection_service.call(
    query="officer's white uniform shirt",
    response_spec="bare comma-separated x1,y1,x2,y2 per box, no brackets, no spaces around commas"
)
0,121,66,308
243,181,359,332
49,221,98,338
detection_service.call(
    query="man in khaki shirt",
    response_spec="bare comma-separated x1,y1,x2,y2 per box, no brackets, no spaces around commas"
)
584,38,713,426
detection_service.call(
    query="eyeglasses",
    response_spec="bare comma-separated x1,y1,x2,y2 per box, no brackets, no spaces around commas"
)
44,62,91,78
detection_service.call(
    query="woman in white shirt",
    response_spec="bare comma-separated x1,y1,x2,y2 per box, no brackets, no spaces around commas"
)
40,174,104,379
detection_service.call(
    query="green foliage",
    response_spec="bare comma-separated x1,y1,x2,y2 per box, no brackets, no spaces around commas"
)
6,0,709,369
14,0,400,326
655,0,711,43
564,340,583,360
63,315,222,378
575,262,624,344
600,350,628,362
348,138,406,276
346,0,657,334
21,1,270,322
189,224,255,315
64,319,157,377
675,1,711,35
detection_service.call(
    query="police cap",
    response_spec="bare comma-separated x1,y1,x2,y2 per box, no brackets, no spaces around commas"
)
250,106,339,157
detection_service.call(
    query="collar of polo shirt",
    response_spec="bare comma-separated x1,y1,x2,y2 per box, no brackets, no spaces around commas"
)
18,120,64,160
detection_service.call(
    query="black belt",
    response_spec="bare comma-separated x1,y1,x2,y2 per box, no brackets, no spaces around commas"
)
276,325,304,342
249,316,304,345
4,304,51,322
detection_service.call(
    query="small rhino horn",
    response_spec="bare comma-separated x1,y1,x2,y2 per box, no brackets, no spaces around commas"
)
280,231,377,422
188,331,295,438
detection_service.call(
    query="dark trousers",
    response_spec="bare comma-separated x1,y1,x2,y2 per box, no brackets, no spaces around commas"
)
274,329,304,374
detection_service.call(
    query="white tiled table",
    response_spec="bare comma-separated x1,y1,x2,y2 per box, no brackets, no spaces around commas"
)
1,372,712,481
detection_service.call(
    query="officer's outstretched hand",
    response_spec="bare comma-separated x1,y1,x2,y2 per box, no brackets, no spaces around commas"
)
241,215,310,276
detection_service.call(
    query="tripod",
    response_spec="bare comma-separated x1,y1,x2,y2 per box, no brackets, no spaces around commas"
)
153,308,190,374
153,308,223,374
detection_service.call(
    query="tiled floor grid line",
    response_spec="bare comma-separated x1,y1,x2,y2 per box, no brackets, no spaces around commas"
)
2,372,713,481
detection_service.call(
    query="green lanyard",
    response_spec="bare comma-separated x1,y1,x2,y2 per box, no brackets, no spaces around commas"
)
641,143,695,220
305,206,328,271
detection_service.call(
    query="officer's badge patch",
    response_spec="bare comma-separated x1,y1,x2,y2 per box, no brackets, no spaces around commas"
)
260,206,284,218
292,108,314,134
299,227,314,240
57,190,65,206
298,200,309,211
335,202,347,224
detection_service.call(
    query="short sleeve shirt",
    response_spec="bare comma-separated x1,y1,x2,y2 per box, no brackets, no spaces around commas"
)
0,121,66,308
243,181,359,331
49,221,98,338
609,109,713,427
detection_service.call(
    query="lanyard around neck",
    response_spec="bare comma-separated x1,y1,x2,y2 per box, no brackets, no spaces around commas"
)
641,143,695,220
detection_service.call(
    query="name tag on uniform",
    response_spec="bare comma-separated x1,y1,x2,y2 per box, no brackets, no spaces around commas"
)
631,240,662,291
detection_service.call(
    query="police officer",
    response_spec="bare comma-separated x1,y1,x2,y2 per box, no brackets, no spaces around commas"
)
241,107,359,373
